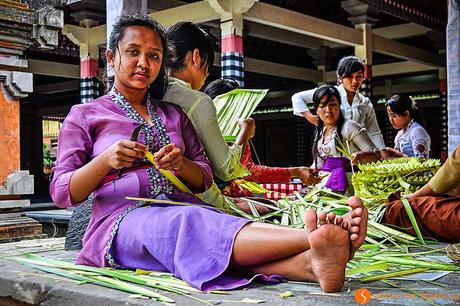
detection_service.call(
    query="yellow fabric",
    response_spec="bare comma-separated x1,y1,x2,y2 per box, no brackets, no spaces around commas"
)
429,145,460,195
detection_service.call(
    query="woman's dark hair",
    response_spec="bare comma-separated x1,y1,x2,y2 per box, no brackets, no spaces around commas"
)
203,78,240,99
336,55,364,82
166,21,214,72
385,94,425,127
311,85,345,168
105,15,168,99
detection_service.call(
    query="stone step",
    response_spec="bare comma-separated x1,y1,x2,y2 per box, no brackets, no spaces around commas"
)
0,199,30,210
0,233,47,244
0,216,44,241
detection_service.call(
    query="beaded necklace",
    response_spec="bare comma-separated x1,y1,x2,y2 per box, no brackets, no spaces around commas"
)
109,88,173,196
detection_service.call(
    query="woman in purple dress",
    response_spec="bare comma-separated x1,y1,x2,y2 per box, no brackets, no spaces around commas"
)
50,15,367,293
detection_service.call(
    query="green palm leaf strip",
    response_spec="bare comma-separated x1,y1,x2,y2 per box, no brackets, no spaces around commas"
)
9,254,217,305
371,255,458,271
10,257,175,303
401,198,426,245
345,261,388,276
359,267,429,282
144,151,192,194
214,88,268,137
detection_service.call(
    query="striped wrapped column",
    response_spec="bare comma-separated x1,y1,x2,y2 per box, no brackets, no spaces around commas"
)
80,58,99,103
221,34,244,87
361,64,372,98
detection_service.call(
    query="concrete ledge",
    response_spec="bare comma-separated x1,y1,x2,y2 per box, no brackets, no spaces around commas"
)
25,210,72,225
0,200,30,209
0,238,459,305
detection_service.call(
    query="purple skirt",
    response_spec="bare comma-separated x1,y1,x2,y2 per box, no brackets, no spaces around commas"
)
110,202,284,291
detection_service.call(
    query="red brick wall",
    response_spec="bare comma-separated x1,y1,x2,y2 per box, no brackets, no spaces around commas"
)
0,87,20,185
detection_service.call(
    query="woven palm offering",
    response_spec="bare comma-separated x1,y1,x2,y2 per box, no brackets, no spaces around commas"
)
352,157,440,200
447,243,460,264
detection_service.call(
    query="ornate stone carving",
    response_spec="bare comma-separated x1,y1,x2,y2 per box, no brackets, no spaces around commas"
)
0,71,33,100
32,6,64,49
0,171,34,195
0,0,64,99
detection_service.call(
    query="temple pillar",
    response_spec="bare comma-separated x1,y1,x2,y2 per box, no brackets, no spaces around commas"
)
307,47,338,85
63,1,106,102
342,0,379,98
62,25,103,103
208,0,258,87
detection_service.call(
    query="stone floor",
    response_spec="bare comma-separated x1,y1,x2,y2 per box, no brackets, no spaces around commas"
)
0,238,459,306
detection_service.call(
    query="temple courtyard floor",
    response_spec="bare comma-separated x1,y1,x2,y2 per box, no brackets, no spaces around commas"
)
0,237,459,306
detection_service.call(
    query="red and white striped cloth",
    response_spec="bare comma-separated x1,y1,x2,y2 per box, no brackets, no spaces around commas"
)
260,183,303,201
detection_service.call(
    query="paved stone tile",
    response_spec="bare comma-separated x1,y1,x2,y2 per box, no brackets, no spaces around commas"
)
0,238,459,305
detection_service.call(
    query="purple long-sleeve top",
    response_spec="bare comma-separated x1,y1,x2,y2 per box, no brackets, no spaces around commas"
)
50,94,213,267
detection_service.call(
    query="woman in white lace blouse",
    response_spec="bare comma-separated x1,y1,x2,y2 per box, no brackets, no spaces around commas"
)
311,85,376,194
385,94,431,158
292,56,386,151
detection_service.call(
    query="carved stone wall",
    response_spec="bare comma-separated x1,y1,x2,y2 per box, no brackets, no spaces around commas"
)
0,87,20,185
0,0,63,204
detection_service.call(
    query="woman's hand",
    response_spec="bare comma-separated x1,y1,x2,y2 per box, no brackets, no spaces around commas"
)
235,118,256,146
302,111,319,126
351,151,380,164
289,167,322,185
154,143,206,190
103,140,147,169
153,143,184,171
237,118,256,140
385,147,404,158
405,184,436,200
68,140,146,204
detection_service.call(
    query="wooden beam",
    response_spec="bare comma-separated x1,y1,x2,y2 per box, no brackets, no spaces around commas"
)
373,34,445,67
26,60,80,79
148,1,219,28
214,52,322,81
244,58,322,81
373,23,432,39
34,80,80,94
244,2,443,68
372,61,437,76
246,21,325,49
325,61,438,81
373,80,438,96
244,2,362,46
37,105,74,116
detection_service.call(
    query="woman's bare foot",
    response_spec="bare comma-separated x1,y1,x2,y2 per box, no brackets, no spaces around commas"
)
308,224,350,292
335,196,368,259
304,208,318,233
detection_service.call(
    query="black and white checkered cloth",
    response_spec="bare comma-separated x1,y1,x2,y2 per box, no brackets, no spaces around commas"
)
81,77,100,103
221,52,244,86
